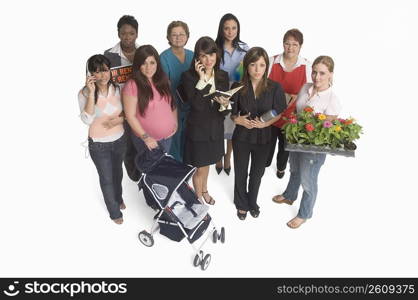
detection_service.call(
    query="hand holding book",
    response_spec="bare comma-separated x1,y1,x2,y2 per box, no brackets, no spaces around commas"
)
204,85,243,98
213,95,231,111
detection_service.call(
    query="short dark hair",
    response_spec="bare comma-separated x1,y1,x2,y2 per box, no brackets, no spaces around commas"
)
283,28,303,46
189,36,220,75
167,21,190,39
117,15,138,33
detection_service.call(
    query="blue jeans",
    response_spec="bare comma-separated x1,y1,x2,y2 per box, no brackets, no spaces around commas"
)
282,152,326,219
89,134,127,220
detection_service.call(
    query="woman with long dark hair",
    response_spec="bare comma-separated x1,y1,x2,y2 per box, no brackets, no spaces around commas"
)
179,36,229,205
231,47,286,220
214,13,249,175
78,54,126,224
123,45,177,160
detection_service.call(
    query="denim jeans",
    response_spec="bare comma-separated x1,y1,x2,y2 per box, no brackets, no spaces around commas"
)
282,152,326,219
89,134,127,220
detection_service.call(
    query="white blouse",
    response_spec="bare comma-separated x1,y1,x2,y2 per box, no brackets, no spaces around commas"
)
296,83,341,115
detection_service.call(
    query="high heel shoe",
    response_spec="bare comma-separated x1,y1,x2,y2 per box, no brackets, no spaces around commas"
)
223,167,231,176
215,165,223,174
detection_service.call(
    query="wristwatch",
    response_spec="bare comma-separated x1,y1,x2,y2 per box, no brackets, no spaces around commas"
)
141,133,150,140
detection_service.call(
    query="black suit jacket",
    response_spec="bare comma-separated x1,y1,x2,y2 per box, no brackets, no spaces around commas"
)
104,48,122,68
179,70,229,141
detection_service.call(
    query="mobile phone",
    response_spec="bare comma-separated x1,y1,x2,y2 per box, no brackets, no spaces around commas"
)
196,59,205,72
86,61,92,77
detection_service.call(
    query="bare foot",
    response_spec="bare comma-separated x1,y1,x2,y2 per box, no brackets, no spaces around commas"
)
286,217,306,229
113,218,123,225
272,195,293,205
120,202,126,210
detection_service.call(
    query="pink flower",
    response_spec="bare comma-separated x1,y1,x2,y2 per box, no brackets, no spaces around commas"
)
305,123,315,132
323,121,332,128
289,118,297,124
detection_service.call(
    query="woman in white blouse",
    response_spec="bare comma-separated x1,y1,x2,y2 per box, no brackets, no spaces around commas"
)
78,54,126,225
272,56,341,229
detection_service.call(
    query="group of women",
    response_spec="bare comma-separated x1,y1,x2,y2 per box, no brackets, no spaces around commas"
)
78,14,341,229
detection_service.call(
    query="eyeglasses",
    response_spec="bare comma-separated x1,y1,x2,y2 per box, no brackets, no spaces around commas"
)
284,42,300,48
170,33,187,39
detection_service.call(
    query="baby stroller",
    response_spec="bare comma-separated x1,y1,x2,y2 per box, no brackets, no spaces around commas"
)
136,146,225,271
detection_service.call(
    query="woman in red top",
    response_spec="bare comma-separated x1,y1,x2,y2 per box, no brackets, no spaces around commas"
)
266,29,311,178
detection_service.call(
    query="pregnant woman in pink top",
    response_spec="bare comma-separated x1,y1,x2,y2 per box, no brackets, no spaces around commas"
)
78,55,126,224
123,45,177,167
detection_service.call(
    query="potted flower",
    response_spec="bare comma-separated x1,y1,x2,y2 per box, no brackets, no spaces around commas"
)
282,106,363,157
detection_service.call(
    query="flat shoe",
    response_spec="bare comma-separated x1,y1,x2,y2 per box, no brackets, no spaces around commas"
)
249,209,260,218
224,167,231,176
215,165,223,174
272,195,293,205
113,217,123,225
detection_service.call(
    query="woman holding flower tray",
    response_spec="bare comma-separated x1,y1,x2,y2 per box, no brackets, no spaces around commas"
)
272,56,341,229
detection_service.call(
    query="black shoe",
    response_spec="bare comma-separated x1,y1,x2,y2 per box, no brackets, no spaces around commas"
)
250,209,260,218
224,167,231,176
237,210,247,220
276,170,285,179
215,165,223,174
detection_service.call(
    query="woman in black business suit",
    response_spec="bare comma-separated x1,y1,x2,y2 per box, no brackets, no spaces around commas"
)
179,36,230,205
231,47,286,220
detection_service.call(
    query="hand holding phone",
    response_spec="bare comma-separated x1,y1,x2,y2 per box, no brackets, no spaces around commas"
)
195,59,206,79
85,72,96,94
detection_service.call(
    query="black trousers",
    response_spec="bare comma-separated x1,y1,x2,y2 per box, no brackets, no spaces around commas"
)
265,126,289,171
232,139,270,211
123,121,140,181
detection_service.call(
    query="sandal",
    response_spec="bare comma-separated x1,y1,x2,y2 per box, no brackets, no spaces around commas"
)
272,195,294,205
112,217,123,225
237,210,247,220
202,191,215,205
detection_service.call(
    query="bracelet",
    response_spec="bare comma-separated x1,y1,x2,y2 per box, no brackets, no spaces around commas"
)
141,133,150,140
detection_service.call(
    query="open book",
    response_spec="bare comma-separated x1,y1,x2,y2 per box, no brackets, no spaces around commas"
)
204,85,243,98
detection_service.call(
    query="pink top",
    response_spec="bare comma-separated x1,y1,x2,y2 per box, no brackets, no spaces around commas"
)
123,79,176,140
78,85,124,142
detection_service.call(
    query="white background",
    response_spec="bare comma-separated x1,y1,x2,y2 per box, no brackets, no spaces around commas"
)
1,0,417,277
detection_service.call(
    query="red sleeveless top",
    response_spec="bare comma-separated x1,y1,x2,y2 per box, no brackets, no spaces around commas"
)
269,57,308,128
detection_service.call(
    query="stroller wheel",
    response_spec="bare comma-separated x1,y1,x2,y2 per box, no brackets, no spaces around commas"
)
193,250,203,267
201,254,211,271
212,230,218,243
220,227,225,243
138,230,154,247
